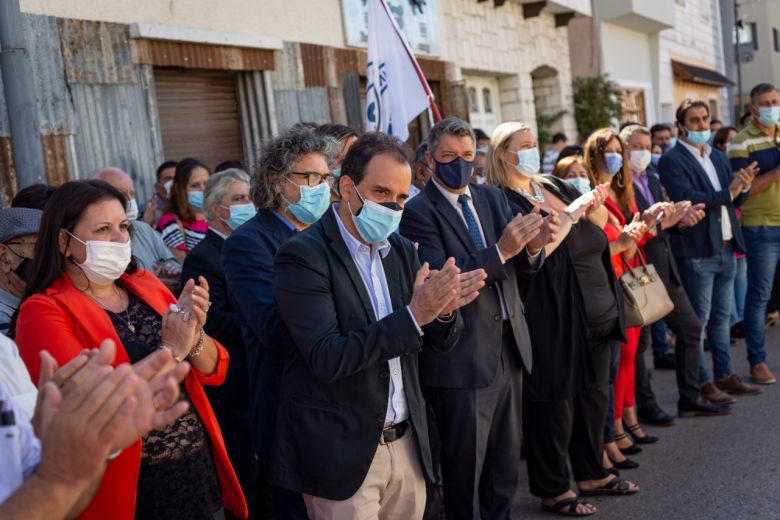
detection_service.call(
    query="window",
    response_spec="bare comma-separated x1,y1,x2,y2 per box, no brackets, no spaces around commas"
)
709,99,718,119
734,21,758,51
482,87,493,114
468,87,478,112
774,28,779,53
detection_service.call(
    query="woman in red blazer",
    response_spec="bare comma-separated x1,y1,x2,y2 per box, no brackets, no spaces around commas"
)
14,180,247,520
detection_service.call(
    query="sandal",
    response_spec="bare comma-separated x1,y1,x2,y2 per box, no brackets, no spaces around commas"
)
624,422,659,445
580,477,640,497
541,496,596,516
615,433,642,455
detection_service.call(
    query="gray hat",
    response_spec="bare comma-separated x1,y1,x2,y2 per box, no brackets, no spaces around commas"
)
0,208,43,244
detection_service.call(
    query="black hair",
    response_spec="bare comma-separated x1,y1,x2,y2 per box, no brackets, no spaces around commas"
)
340,132,412,187
473,128,489,141
650,124,672,138
675,99,710,126
11,184,57,211
750,83,777,104
555,145,584,166
214,160,243,173
551,132,568,143
156,160,178,181
618,121,640,131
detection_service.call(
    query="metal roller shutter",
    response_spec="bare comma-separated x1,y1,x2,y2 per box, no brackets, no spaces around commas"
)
154,68,245,169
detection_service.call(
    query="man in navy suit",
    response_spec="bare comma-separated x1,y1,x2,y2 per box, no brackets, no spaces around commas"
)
400,117,552,518
223,126,338,518
659,99,759,416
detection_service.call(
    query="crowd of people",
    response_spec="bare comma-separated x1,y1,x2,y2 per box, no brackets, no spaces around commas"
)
0,81,779,520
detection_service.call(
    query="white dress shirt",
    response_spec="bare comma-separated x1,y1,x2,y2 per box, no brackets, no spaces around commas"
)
0,335,36,424
333,206,417,426
0,376,41,504
679,139,733,241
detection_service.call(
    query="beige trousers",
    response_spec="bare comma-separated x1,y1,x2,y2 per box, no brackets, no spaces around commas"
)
304,429,426,520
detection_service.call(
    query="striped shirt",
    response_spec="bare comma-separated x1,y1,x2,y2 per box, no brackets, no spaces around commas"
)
728,121,780,226
156,213,208,252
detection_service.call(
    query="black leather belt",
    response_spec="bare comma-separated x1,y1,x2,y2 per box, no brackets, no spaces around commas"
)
380,420,409,444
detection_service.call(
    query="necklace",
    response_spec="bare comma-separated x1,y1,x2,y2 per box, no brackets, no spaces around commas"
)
83,286,136,333
516,182,545,203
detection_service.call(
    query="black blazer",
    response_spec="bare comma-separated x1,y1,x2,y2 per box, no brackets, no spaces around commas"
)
633,174,682,288
222,210,297,461
399,181,542,389
658,143,747,257
181,229,248,411
269,207,461,500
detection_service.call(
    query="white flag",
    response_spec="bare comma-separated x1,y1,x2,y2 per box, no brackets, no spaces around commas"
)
366,0,432,141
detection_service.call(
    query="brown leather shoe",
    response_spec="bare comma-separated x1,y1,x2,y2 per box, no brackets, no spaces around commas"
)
750,363,777,385
701,382,737,404
714,374,762,395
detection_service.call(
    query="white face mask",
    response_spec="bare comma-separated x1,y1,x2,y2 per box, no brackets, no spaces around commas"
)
163,180,174,197
66,232,132,284
629,150,651,173
126,198,139,221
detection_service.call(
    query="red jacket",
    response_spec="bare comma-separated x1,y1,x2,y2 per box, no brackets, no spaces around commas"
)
16,270,248,519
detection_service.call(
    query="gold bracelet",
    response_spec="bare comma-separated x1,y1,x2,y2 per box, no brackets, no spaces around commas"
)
188,329,205,359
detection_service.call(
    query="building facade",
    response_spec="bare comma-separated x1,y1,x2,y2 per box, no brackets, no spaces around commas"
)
0,0,587,204
568,0,732,129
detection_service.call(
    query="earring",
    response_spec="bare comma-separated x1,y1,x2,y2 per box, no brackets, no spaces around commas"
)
616,175,624,188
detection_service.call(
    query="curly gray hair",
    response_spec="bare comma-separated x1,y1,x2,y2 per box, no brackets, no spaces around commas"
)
252,127,338,210
204,168,250,222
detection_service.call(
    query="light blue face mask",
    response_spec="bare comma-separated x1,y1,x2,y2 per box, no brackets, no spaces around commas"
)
758,106,780,126
286,180,331,225
333,167,342,178
351,184,403,244
512,147,542,177
651,154,662,166
686,129,711,146
668,137,678,149
222,203,256,230
188,190,204,210
605,152,623,177
566,177,592,194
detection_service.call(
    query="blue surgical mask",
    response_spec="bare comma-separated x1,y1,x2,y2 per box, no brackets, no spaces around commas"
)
668,137,678,149
221,203,256,230
605,152,623,177
188,190,204,210
566,177,592,194
350,184,403,244
651,153,661,166
333,167,342,178
686,129,711,146
286,181,331,225
758,106,780,126
511,147,542,176
435,156,474,189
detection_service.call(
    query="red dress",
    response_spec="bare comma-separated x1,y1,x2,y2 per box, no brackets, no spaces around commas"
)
16,270,248,520
604,197,644,421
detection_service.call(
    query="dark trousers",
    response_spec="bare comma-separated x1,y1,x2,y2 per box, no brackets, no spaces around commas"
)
215,409,261,520
635,280,702,408
524,333,612,499
424,324,524,519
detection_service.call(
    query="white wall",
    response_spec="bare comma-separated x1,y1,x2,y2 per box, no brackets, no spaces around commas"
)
438,0,578,138
20,0,347,48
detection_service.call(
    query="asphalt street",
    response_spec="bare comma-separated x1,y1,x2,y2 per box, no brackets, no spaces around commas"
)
515,325,780,520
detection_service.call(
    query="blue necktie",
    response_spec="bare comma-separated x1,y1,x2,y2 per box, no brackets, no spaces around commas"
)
458,194,486,249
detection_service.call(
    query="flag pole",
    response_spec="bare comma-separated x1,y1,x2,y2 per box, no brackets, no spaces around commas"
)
376,0,442,122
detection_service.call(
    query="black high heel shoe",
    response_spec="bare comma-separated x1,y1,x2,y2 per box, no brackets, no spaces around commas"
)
610,457,639,470
624,422,659,445
615,433,642,455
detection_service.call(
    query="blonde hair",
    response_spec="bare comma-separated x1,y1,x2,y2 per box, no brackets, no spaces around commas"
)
486,121,546,188
583,128,636,212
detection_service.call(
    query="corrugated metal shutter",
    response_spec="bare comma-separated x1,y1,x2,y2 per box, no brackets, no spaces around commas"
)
154,68,244,169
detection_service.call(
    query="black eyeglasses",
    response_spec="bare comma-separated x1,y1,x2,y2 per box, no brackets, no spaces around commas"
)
288,171,336,188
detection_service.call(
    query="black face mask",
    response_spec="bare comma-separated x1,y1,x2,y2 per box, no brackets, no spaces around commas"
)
12,257,30,283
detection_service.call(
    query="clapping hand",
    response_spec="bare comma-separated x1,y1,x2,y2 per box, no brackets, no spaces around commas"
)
679,202,706,229
497,210,544,260
528,208,560,252
177,276,210,330
409,258,462,325
439,267,488,316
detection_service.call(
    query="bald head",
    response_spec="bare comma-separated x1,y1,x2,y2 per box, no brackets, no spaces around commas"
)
91,167,134,199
